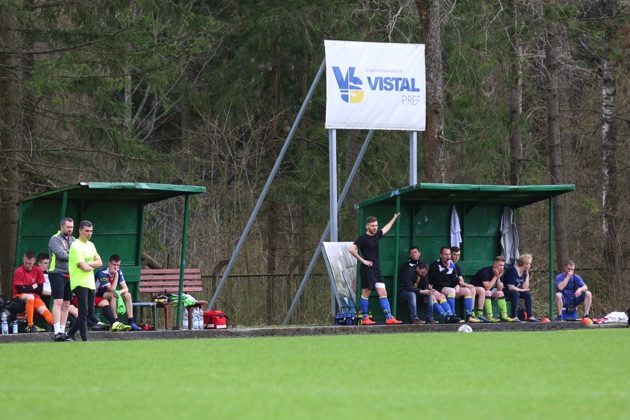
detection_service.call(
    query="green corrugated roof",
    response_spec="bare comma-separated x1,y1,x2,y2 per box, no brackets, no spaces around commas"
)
356,183,575,208
21,182,206,204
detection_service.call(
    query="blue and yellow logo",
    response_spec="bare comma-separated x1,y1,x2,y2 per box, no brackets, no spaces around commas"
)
333,66,364,103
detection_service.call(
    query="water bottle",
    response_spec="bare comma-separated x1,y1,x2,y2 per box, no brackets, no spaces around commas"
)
182,310,188,330
12,320,18,334
198,308,205,329
1,312,8,335
194,308,201,330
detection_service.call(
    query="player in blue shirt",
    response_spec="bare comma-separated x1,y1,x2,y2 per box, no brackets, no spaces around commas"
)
554,260,593,320
503,253,538,321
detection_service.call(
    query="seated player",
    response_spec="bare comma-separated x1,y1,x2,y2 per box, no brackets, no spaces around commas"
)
95,254,141,331
554,260,593,321
69,294,130,332
415,263,460,323
35,253,52,308
428,247,476,323
471,256,516,322
397,247,430,324
450,247,481,323
12,250,53,332
503,253,538,322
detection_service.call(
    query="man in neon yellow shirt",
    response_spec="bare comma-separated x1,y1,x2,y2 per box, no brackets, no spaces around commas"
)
66,220,102,342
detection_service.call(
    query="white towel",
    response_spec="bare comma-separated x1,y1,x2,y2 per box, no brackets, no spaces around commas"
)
450,206,462,247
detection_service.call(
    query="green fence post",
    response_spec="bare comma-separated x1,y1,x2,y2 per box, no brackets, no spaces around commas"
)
175,194,190,329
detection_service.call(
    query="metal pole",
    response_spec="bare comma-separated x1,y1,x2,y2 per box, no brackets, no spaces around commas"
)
175,194,190,329
283,130,374,325
329,129,338,317
548,197,555,319
208,58,326,310
329,129,338,242
409,131,417,185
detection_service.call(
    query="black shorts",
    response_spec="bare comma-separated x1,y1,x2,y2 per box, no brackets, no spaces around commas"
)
360,266,383,290
49,272,72,301
94,287,107,298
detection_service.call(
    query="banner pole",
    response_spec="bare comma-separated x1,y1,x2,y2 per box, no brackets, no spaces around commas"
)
409,131,418,185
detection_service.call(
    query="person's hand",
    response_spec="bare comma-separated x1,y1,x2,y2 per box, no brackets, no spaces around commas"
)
32,283,38,289
575,289,582,298
362,259,373,267
394,212,401,220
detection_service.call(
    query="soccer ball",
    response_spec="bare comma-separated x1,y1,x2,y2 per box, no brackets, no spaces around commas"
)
458,324,473,333
581,317,593,327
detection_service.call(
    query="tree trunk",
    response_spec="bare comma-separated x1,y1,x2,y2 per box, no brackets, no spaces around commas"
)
545,24,569,272
508,0,523,185
0,4,21,297
416,0,445,183
600,0,620,274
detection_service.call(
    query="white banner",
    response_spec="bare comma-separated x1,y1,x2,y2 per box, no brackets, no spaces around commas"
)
325,40,425,131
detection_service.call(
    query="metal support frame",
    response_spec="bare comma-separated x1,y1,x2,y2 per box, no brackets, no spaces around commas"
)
409,131,417,185
175,194,190,329
329,129,338,242
208,58,326,310
283,130,374,325
329,129,338,317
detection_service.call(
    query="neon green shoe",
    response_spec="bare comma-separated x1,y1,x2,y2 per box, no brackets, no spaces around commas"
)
111,321,130,331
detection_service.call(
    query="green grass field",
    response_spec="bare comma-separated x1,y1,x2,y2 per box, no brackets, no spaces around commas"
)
1,329,628,419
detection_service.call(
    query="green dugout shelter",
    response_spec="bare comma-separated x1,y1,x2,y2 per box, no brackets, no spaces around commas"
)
355,183,575,320
15,182,206,301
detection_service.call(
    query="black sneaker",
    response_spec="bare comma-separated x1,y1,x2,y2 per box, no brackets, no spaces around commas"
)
53,333,66,342
63,333,75,342
447,315,461,324
27,325,39,333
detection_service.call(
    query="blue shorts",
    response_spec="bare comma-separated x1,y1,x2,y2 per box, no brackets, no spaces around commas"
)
562,292,586,308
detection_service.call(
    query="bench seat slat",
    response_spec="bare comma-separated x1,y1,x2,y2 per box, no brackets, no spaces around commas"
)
140,287,203,293
139,280,202,287
140,269,200,274
140,275,201,282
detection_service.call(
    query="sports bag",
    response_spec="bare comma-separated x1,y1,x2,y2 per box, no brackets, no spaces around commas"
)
204,310,228,329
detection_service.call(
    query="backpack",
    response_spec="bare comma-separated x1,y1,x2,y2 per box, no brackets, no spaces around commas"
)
204,310,228,329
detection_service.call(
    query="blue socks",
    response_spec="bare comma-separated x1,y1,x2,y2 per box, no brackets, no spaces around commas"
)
360,296,369,316
379,296,393,319
433,302,447,317
464,296,473,315
440,301,453,315
447,295,456,313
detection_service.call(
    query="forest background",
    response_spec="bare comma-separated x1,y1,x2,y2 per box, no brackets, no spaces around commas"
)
1,0,628,325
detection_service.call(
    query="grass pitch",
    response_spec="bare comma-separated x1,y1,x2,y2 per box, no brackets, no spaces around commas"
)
1,329,628,419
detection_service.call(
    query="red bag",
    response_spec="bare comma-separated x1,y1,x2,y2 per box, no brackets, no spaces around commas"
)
204,310,228,329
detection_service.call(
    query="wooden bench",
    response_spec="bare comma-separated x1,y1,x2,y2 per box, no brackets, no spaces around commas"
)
133,268,207,330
